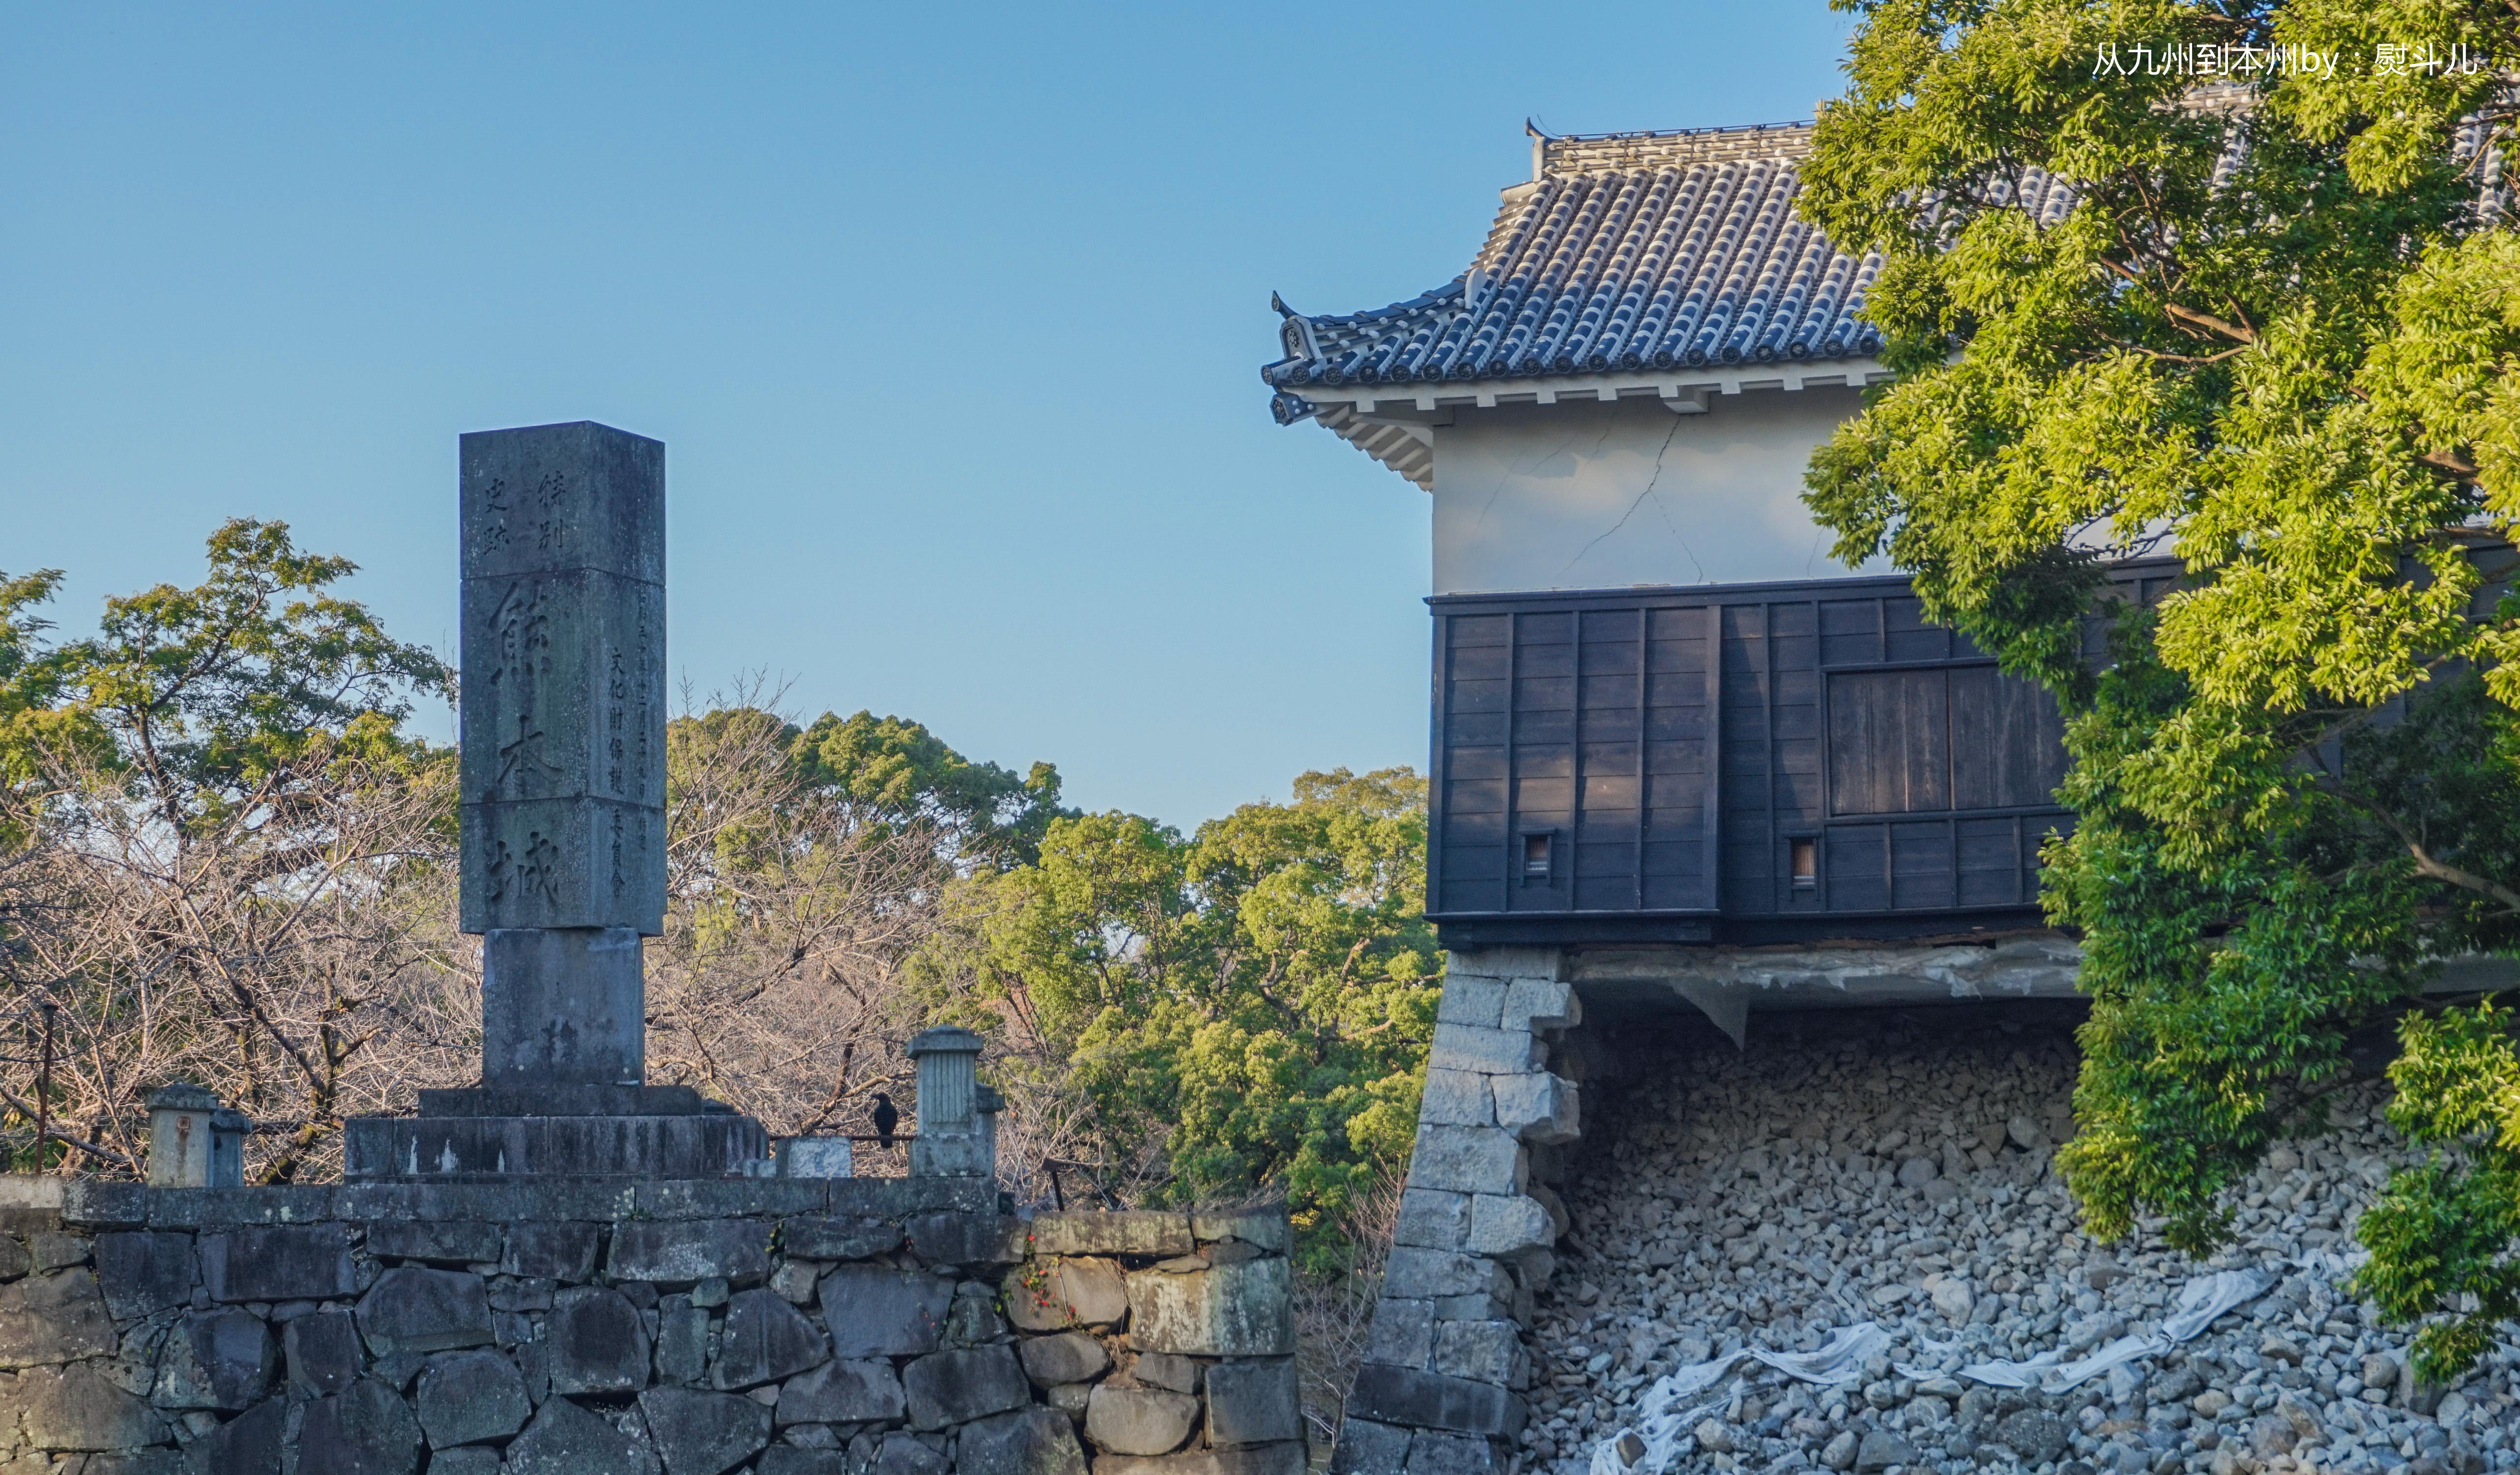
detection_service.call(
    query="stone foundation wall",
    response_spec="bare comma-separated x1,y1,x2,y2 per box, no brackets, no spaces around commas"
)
0,1178,1303,1475
1343,945,2520,1475
1335,947,1583,1475
1525,1006,2520,1475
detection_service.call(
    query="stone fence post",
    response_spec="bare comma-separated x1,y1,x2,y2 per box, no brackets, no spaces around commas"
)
144,1083,247,1189
909,1026,991,1178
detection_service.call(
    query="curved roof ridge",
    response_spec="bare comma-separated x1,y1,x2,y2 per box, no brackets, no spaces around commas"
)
1263,121,1885,395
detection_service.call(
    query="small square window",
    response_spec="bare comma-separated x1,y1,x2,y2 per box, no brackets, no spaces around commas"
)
1790,837,1818,888
1521,833,1553,878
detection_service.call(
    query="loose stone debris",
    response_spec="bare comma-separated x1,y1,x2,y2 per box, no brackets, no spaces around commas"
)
1525,1007,2520,1475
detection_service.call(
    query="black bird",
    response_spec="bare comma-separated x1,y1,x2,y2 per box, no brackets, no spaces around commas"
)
870,1093,899,1150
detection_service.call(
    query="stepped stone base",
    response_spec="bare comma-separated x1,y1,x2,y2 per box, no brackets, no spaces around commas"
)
343,1096,767,1180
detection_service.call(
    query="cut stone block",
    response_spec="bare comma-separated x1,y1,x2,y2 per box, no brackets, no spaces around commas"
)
504,1392,661,1475
609,1219,772,1285
153,1307,276,1410
1016,1330,1110,1386
357,1267,494,1357
1441,948,1564,983
1346,1364,1525,1437
775,1357,905,1425
1329,1419,1413,1475
1427,1023,1542,1075
758,1451,852,1475
903,1211,1002,1267
876,1433,951,1475
1131,1351,1197,1393
1026,1211,1193,1259
1489,1073,1577,1145
1433,976,1506,1029
19,1363,171,1451
1419,1069,1495,1128
901,1344,1031,1430
1000,1256,1127,1331
1205,1356,1302,1446
416,1348,529,1448
1431,1319,1524,1387
1463,1194,1554,1257
639,1387,771,1475
902,1341,1028,1422
1379,1247,1508,1301
297,1378,423,1475
504,1221,600,1281
285,1306,363,1397
1123,1257,1293,1357
819,1265,952,1358
548,1286,652,1395
1405,1126,1524,1196
92,1232,195,1320
0,1267,114,1368
367,1220,503,1265
778,1216,900,1260
1500,978,1577,1033
1364,1297,1435,1369
27,1232,85,1272
1092,1444,1307,1475
1188,1209,1289,1252
710,1287,828,1390
187,1397,286,1475
1406,1429,1507,1475
955,1407,1086,1475
200,1224,356,1302
654,1299,708,1385
1084,1385,1198,1455
1393,1189,1471,1250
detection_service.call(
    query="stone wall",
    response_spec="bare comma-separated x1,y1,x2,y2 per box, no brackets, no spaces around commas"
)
1334,948,1584,1475
1343,950,2520,1475
0,1178,1303,1475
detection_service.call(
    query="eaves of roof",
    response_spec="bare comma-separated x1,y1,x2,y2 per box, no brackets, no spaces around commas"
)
1264,122,1887,405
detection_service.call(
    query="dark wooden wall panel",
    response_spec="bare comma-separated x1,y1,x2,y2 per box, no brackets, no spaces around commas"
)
1430,571,2090,929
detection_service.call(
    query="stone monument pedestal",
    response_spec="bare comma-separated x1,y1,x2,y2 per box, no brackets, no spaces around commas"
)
343,420,768,1181
344,1084,767,1179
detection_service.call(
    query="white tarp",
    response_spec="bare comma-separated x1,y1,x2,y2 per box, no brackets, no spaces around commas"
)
1588,1323,1889,1475
1937,1266,2275,1392
1590,1269,2276,1471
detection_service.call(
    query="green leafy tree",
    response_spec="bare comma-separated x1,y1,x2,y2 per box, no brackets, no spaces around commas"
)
1802,0,2520,1375
794,709,1067,868
0,521,462,1177
927,768,1440,1262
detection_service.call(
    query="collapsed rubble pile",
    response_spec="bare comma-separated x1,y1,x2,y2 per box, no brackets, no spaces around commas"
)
1522,1006,2520,1475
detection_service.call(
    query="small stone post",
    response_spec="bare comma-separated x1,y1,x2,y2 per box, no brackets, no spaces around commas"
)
907,1027,989,1177
145,1083,247,1188
976,1082,1003,1176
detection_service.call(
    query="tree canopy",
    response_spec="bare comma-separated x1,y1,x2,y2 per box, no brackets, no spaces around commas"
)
0,522,1435,1229
1803,0,2520,1374
920,767,1440,1266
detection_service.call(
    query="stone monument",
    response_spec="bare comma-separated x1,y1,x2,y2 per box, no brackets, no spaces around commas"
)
345,421,767,1178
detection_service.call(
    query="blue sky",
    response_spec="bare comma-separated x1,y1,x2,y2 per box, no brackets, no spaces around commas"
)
2,3,1855,826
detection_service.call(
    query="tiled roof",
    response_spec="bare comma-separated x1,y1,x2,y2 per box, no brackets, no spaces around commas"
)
1264,122,1886,399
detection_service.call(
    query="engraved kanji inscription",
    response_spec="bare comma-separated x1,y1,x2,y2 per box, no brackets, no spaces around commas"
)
458,422,666,935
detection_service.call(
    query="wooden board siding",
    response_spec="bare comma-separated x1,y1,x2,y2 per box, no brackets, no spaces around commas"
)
1427,574,2080,941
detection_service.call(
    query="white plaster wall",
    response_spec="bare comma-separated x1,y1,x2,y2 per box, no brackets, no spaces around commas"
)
1428,387,1881,595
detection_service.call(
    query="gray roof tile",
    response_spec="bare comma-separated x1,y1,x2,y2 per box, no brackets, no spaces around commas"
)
1266,122,1886,394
